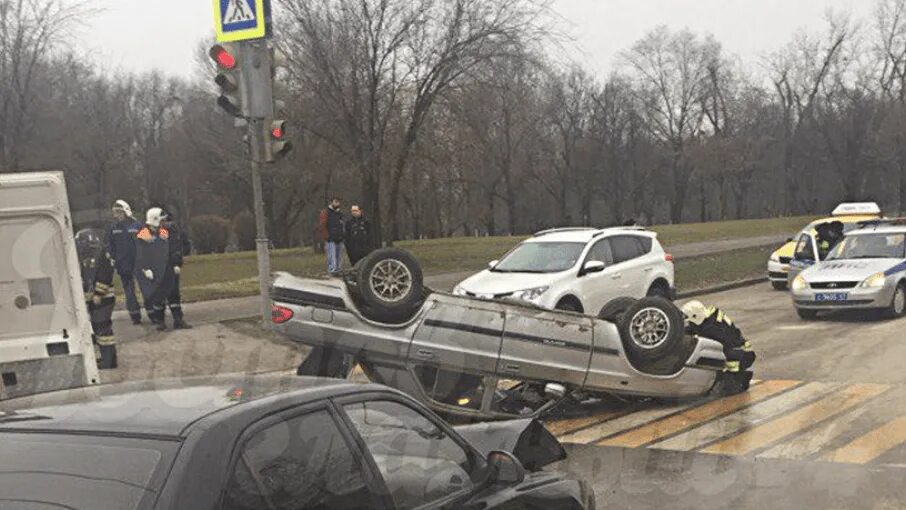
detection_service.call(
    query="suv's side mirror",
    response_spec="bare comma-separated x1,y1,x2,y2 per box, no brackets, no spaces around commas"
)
486,450,526,485
488,260,499,269
582,260,606,275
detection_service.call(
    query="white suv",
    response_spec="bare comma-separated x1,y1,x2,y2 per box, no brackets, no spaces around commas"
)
453,227,675,314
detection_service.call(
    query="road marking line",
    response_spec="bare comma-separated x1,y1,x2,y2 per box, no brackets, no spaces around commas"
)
649,382,838,452
756,403,873,460
546,408,632,436
559,402,694,445
597,380,800,448
822,416,906,465
701,383,889,456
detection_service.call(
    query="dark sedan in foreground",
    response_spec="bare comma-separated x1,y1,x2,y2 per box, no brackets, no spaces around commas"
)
0,374,593,509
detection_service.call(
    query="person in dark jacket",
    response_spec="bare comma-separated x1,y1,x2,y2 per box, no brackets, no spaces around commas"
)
76,229,118,369
107,200,142,324
135,207,175,331
345,205,373,266
318,197,345,274
162,210,192,330
682,300,756,396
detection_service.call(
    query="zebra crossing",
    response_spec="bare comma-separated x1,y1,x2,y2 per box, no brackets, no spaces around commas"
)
546,379,906,467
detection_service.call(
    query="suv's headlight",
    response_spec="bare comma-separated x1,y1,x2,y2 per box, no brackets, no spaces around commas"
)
512,286,549,302
770,253,780,263
791,275,808,291
860,272,887,289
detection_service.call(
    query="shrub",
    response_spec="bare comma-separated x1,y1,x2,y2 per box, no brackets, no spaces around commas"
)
232,210,256,251
189,215,230,254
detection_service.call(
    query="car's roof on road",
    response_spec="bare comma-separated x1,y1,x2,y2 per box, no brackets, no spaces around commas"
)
0,374,373,438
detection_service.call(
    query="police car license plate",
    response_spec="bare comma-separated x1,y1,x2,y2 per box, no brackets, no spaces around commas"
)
815,293,849,302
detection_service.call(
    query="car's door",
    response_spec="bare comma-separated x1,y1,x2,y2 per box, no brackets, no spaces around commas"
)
576,237,619,314
219,403,391,510
338,397,484,510
606,235,650,298
789,233,819,282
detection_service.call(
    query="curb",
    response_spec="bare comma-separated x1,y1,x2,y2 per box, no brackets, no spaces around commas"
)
676,277,769,300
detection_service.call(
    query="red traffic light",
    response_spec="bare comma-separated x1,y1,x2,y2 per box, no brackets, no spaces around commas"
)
269,120,287,139
271,127,283,138
209,45,237,71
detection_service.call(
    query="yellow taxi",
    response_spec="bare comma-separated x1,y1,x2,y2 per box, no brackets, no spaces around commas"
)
767,203,882,290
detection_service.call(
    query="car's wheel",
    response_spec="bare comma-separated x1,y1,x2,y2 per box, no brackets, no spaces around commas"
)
772,281,788,291
554,297,583,313
354,248,424,322
617,297,685,362
882,283,906,319
797,308,818,320
598,297,637,323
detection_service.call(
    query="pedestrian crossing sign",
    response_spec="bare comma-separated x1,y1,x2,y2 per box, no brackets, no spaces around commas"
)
212,0,266,42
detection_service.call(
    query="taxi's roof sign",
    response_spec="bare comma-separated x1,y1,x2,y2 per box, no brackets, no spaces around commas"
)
832,202,881,217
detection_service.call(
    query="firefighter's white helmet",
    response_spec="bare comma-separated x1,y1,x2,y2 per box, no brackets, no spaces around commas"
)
146,207,164,228
681,300,710,326
112,199,133,218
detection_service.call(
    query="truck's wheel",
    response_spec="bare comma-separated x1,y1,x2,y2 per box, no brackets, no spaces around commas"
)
598,297,637,323
355,248,424,322
617,297,685,362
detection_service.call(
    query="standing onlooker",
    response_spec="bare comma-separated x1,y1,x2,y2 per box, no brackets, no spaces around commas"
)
318,197,345,274
135,207,174,331
345,204,374,266
107,200,142,324
162,210,192,329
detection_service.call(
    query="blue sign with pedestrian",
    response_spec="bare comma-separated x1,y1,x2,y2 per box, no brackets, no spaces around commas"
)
212,0,266,42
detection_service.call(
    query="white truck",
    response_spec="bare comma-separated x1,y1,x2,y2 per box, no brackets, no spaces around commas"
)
0,172,100,400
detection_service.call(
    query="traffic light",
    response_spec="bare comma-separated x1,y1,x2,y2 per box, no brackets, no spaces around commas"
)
209,43,243,118
264,119,292,162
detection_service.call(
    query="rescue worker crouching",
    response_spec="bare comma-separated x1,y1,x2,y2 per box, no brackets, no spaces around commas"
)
75,229,118,370
681,300,755,396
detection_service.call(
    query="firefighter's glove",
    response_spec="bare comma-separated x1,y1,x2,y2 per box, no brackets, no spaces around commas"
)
174,266,181,275
92,294,102,306
143,269,154,280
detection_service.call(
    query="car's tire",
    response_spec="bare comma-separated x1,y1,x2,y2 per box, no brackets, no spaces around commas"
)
882,283,906,320
354,248,424,322
598,297,637,323
554,297,583,313
617,297,685,362
797,309,818,320
646,281,673,300
772,281,788,291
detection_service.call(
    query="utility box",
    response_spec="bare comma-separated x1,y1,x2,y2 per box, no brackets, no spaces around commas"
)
0,172,100,400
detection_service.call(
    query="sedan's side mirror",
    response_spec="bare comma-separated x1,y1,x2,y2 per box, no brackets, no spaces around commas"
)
787,237,795,243
487,450,526,485
488,260,499,269
582,260,606,275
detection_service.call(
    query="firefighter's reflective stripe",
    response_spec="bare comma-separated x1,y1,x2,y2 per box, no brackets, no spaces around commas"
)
95,334,115,346
743,340,753,352
725,360,741,372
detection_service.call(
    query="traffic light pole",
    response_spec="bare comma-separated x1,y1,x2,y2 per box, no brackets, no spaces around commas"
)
247,116,272,325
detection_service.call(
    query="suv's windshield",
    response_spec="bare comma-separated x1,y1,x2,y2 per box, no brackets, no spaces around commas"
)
827,234,906,260
492,242,586,273
0,432,177,510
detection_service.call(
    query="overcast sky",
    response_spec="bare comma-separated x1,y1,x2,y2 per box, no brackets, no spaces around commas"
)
73,0,875,78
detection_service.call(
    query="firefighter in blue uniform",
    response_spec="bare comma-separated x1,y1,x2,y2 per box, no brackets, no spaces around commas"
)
682,300,755,395
75,229,118,369
107,200,142,324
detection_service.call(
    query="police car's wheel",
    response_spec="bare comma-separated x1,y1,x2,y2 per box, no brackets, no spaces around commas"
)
617,297,685,362
355,248,424,323
883,284,906,319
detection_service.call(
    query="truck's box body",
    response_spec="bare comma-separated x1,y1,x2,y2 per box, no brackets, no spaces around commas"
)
0,172,100,400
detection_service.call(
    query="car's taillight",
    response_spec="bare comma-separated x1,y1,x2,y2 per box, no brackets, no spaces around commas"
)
665,253,674,262
271,304,294,324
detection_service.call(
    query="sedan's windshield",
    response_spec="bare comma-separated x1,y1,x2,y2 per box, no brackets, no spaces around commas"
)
827,234,906,260
492,242,586,273
0,432,177,510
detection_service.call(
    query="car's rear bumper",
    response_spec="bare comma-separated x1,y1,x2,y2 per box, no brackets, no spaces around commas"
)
792,285,895,311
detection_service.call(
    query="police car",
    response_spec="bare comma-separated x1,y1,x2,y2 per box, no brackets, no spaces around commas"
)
767,203,882,290
790,219,906,320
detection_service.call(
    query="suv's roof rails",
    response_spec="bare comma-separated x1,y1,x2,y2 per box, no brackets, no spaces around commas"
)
533,227,600,237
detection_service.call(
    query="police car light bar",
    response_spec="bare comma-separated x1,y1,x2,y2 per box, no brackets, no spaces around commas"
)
832,202,882,216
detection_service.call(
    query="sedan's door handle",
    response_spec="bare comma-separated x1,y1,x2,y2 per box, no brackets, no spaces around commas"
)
611,274,622,280
644,267,654,272
503,363,521,373
415,349,435,359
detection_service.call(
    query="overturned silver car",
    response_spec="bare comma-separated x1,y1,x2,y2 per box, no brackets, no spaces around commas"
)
271,249,733,419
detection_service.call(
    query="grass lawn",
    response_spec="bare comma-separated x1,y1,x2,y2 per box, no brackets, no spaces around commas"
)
116,215,808,303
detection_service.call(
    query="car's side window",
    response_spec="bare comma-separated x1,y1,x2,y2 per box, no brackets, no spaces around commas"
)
343,400,477,510
586,239,614,265
222,409,377,510
610,235,644,264
795,234,816,261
